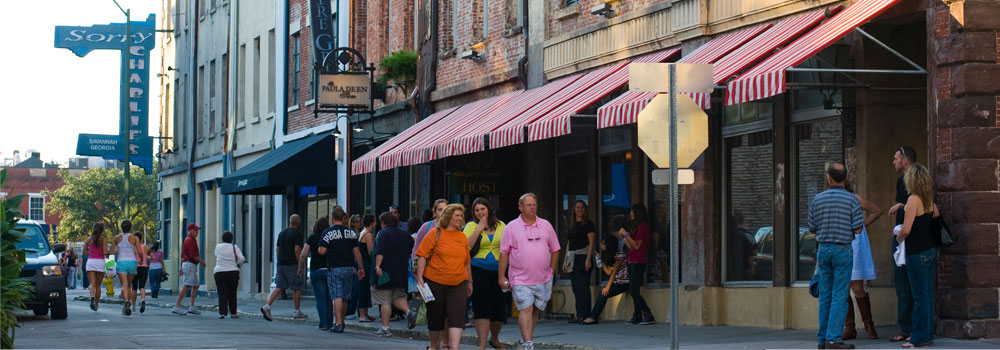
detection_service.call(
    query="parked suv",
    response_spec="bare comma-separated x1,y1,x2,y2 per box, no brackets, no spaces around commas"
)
16,220,68,319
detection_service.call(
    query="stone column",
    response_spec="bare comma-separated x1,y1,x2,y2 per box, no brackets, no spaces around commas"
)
929,0,1000,339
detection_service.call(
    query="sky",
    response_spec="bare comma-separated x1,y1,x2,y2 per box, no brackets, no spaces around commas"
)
0,1,164,166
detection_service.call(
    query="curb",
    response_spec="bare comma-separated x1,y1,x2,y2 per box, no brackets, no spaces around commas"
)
72,296,603,350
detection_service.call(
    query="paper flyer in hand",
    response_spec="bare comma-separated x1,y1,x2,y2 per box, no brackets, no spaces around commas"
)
417,282,435,301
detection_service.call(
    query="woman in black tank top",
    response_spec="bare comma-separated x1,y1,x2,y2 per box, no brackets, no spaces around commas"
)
893,164,939,347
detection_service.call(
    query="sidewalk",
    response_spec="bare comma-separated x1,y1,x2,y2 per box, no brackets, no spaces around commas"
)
70,289,1000,349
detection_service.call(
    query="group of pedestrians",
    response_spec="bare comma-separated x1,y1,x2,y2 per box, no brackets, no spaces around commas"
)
82,220,154,316
810,146,941,349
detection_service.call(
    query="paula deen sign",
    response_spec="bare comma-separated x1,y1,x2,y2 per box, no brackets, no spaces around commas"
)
319,74,370,106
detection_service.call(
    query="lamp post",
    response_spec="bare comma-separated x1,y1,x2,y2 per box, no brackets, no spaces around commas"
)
113,0,131,220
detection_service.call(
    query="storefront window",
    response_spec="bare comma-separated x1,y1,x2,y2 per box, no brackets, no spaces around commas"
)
647,164,677,284
794,117,843,281
724,131,774,282
600,153,632,279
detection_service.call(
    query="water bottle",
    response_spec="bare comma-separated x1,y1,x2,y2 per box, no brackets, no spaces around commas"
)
501,280,509,293
595,256,603,269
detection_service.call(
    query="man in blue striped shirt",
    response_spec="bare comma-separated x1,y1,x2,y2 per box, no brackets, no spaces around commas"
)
808,163,863,349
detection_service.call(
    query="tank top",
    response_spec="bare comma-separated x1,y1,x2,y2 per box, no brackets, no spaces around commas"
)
136,244,149,267
905,213,936,255
89,239,105,259
149,251,164,269
117,233,137,261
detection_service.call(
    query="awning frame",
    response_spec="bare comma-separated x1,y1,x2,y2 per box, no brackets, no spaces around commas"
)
784,28,926,76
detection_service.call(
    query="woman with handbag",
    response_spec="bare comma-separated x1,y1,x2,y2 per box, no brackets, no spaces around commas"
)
415,204,473,350
581,234,629,325
213,230,246,318
894,164,940,348
563,200,596,324
464,197,507,350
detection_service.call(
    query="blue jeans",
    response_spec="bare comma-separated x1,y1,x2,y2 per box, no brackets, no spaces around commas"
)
149,268,163,296
311,269,334,329
892,239,913,336
816,243,853,344
588,283,629,319
905,247,937,345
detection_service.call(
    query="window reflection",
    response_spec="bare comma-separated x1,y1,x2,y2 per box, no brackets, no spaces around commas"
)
795,118,843,281
725,131,773,281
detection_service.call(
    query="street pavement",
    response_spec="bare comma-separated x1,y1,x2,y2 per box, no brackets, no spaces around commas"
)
14,288,1000,349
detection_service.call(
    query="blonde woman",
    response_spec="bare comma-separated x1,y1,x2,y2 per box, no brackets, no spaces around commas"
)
894,164,939,348
415,204,472,350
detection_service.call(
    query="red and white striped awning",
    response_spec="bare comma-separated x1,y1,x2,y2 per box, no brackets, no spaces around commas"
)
595,26,766,128
726,0,900,105
489,61,628,150
377,92,520,171
688,7,830,108
351,106,459,174
526,48,681,143
442,75,583,159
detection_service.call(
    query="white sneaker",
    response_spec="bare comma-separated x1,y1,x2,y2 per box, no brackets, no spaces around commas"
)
187,306,201,315
293,310,308,319
171,306,187,315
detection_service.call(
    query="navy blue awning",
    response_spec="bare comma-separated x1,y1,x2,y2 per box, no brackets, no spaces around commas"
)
221,133,337,195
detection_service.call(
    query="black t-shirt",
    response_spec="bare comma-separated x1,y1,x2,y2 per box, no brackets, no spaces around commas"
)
567,220,596,251
319,225,360,268
895,176,909,225
373,226,414,290
276,227,303,266
305,231,326,271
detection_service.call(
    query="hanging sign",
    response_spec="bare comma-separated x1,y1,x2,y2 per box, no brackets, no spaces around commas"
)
319,74,370,106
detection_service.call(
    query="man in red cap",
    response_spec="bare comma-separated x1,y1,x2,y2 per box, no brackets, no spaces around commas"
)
173,223,207,315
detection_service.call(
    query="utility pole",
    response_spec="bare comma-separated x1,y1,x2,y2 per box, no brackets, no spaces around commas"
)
114,1,131,220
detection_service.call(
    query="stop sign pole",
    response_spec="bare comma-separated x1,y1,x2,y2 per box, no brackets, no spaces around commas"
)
667,64,680,350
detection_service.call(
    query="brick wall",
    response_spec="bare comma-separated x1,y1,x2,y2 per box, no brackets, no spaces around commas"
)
1,167,65,227
930,0,1000,339
434,0,525,94
287,0,338,134
545,0,669,42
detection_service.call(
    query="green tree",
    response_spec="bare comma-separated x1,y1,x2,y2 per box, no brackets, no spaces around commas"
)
46,166,157,242
2,168,32,348
377,50,418,97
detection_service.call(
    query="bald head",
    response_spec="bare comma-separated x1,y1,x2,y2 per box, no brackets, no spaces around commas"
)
289,214,301,228
827,163,847,185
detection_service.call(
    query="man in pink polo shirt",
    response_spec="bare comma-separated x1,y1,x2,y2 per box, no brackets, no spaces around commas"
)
499,193,560,350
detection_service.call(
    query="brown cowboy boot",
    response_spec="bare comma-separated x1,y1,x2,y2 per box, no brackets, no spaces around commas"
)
855,295,878,339
842,295,857,340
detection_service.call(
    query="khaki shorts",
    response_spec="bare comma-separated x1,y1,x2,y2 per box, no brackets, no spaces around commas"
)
371,287,407,305
512,278,552,311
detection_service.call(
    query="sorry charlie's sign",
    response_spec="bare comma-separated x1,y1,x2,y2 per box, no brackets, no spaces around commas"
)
319,74,370,106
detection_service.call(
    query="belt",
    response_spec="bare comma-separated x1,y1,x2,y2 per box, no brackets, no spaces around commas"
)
312,267,329,271
818,242,849,246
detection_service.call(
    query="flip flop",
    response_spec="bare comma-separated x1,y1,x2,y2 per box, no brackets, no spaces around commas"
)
488,339,505,349
359,317,376,323
891,334,910,342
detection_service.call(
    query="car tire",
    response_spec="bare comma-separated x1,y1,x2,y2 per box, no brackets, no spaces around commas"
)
32,306,48,316
50,302,68,319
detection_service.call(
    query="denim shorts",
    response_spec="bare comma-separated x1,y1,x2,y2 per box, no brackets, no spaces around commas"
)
116,260,138,275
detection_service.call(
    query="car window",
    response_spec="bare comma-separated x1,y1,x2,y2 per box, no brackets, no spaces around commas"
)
15,224,50,254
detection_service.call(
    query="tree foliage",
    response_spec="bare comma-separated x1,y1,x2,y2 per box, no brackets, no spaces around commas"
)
2,168,31,348
46,166,157,242
377,50,418,97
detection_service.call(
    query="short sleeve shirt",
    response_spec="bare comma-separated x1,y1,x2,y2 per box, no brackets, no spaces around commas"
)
895,176,909,225
319,225,359,268
305,232,326,271
567,220,596,251
627,222,651,263
415,228,470,286
807,186,864,244
181,236,199,263
276,227,303,266
373,226,415,290
500,215,561,286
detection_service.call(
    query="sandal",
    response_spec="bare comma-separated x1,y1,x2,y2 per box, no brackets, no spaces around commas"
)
580,318,599,325
891,333,910,342
488,339,505,349
902,341,932,348
359,317,376,323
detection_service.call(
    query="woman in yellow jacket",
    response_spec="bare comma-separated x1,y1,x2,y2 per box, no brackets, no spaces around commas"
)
464,197,507,350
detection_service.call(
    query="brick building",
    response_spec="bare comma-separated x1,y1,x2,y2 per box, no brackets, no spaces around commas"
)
1,153,65,229
347,0,1000,338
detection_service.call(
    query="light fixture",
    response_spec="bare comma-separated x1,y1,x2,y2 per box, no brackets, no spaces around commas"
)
331,125,342,137
590,2,614,18
460,49,481,61
353,124,364,133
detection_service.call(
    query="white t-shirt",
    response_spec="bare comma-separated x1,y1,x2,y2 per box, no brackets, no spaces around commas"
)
214,243,246,273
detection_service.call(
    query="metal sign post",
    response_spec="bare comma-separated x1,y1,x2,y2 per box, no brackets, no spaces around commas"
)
667,64,679,350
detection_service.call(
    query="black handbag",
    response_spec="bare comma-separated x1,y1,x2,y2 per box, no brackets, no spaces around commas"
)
934,216,955,247
161,271,169,282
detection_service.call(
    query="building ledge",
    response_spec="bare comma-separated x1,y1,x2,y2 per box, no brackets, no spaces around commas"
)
554,4,580,21
430,68,520,102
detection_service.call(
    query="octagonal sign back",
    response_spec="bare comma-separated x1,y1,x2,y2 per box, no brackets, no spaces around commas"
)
637,93,708,168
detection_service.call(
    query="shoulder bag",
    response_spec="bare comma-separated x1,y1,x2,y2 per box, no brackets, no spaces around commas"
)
933,216,955,247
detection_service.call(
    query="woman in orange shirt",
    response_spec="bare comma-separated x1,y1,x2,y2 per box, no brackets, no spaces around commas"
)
415,204,473,350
